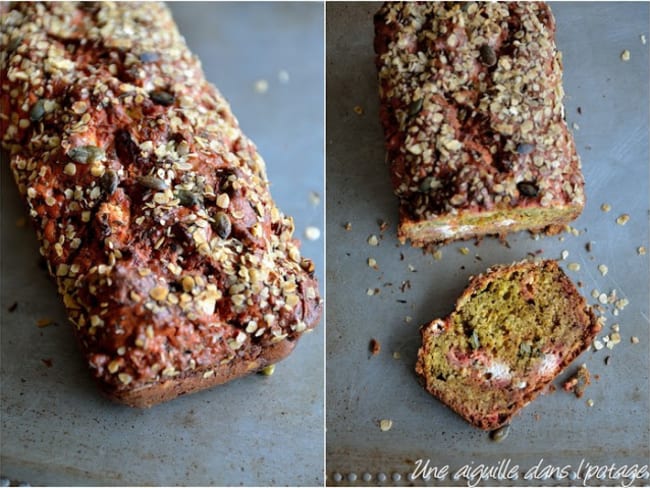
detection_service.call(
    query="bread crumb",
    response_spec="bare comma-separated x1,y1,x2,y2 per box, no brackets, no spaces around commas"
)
620,49,631,61
562,364,590,398
366,288,376,296
567,262,581,272
15,217,26,227
344,222,352,231
593,339,604,351
392,351,401,360
597,264,608,276
253,79,268,93
368,257,378,269
353,105,364,115
433,250,442,260
600,203,611,212
591,289,599,299
367,234,379,246
379,419,393,431
304,226,320,241
598,293,608,304
631,336,639,344
616,214,630,225
36,318,52,328
638,246,646,255
561,250,569,260
404,315,412,323
408,264,416,272
277,69,290,84
369,338,381,355
459,247,469,255
586,398,594,407
308,191,320,206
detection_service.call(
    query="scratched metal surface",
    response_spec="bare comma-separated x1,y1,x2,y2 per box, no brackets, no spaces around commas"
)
326,2,649,486
0,3,324,486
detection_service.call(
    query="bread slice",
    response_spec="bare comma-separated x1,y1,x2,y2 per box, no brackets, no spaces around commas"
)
415,260,600,430
374,3,585,247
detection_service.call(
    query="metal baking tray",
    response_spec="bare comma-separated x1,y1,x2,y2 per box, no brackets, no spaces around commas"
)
0,3,324,486
326,2,649,486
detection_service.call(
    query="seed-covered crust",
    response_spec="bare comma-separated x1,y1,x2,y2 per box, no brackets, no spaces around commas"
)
0,2,321,407
374,2,585,246
415,260,600,430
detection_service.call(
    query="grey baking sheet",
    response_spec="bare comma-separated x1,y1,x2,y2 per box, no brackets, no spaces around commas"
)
0,3,324,486
326,2,649,486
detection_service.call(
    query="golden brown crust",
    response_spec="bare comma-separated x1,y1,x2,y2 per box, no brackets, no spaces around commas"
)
374,2,585,246
415,260,601,430
1,2,321,405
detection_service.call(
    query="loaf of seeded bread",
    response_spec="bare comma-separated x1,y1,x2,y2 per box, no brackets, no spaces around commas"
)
415,260,600,430
0,2,321,407
374,2,585,247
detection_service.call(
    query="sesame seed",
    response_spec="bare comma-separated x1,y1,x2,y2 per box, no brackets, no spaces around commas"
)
379,419,393,431
598,264,608,276
367,234,379,246
620,49,631,61
567,262,581,272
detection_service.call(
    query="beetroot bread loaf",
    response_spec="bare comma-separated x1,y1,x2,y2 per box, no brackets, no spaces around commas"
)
0,2,321,407
415,260,600,430
374,2,585,247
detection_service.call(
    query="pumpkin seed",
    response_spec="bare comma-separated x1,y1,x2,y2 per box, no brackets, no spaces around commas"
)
176,189,202,207
100,170,119,195
212,212,231,239
490,424,510,442
29,99,46,122
150,90,175,106
516,143,535,154
469,330,480,350
139,51,160,63
68,145,105,164
479,44,497,67
517,181,539,198
419,176,437,192
408,98,423,117
7,36,23,53
137,175,168,191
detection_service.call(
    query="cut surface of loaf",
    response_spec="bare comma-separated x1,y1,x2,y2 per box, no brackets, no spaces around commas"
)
415,260,600,430
0,2,321,407
374,2,585,247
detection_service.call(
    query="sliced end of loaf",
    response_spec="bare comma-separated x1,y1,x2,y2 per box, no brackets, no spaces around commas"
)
415,259,600,430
